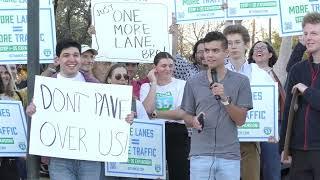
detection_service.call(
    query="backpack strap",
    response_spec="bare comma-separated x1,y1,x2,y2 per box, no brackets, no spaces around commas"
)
15,91,23,104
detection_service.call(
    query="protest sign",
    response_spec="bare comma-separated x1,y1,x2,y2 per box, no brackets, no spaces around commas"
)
174,0,225,23
105,119,166,179
91,0,170,63
0,0,56,64
29,76,132,162
279,0,320,36
0,100,27,157
226,0,278,19
174,0,279,23
239,83,279,142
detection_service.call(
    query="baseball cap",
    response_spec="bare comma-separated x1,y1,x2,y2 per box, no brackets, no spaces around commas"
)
81,44,98,55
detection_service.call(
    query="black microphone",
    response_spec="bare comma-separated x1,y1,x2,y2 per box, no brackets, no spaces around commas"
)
197,113,204,133
131,98,137,118
211,69,221,100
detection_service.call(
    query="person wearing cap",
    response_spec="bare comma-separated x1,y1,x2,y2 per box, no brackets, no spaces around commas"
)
80,44,98,74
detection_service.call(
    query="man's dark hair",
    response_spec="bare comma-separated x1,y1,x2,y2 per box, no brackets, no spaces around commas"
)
55,39,81,57
302,12,320,28
203,31,228,49
154,52,174,65
223,24,250,44
248,41,278,67
189,38,204,64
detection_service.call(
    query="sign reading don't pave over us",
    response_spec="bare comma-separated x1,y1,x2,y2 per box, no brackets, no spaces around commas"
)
29,76,132,162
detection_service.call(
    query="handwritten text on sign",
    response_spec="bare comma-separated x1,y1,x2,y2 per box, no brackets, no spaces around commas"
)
29,76,132,162
92,0,169,63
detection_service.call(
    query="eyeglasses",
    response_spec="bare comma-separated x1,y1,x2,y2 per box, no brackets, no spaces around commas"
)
253,46,268,51
114,73,129,80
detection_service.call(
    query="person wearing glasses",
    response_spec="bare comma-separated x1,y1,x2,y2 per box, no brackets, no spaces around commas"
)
248,41,284,180
103,63,148,180
173,39,207,81
105,63,149,120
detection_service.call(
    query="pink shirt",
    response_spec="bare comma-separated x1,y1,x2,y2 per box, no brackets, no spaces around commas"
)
131,78,149,100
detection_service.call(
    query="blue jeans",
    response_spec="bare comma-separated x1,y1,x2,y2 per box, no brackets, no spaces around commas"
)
260,142,281,180
190,156,240,180
49,157,102,180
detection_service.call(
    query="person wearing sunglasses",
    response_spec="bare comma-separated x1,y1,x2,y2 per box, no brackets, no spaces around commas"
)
105,63,148,119
104,63,148,180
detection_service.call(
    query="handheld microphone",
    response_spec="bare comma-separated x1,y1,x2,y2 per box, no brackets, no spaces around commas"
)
211,69,221,100
131,98,137,118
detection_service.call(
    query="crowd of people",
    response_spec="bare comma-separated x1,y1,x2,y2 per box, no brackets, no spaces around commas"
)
0,11,320,180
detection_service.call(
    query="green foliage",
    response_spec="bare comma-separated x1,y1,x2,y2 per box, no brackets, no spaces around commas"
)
54,0,92,44
271,31,281,55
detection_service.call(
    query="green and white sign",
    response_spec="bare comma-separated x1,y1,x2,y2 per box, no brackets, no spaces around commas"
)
0,0,56,64
0,100,27,157
239,83,279,142
105,119,166,179
174,0,225,23
226,0,279,19
174,0,280,23
279,0,320,36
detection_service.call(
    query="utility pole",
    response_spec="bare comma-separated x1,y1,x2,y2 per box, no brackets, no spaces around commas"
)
27,0,40,179
269,18,272,43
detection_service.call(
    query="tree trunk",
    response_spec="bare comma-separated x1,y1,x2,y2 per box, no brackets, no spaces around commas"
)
251,19,256,45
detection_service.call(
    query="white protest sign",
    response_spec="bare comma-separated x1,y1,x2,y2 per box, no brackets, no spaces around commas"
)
105,119,166,179
279,0,320,36
0,100,27,157
91,0,169,63
239,83,279,142
29,76,132,162
226,0,278,20
174,0,225,23
0,0,56,64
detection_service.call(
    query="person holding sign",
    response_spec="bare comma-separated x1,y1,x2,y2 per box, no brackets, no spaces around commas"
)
180,31,252,180
248,41,283,180
26,39,134,180
280,12,320,180
173,39,207,81
223,24,273,180
105,63,149,120
104,63,148,180
0,77,20,180
140,52,190,180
